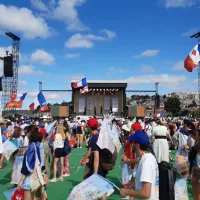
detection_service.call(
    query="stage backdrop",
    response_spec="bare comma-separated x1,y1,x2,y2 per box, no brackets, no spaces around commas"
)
87,96,93,111
112,98,118,112
104,96,110,110
79,98,85,112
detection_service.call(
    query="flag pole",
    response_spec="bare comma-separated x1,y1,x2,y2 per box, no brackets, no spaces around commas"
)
190,32,200,118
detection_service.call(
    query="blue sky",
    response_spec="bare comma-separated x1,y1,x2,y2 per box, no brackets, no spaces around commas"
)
0,0,199,108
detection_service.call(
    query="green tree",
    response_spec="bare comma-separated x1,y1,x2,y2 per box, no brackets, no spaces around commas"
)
164,97,181,116
191,100,197,107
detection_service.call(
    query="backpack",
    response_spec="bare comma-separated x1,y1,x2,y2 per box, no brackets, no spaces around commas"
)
159,161,176,200
63,138,71,156
100,147,118,171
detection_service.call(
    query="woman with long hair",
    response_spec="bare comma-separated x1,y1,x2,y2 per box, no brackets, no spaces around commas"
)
63,123,70,177
17,125,46,200
50,124,65,182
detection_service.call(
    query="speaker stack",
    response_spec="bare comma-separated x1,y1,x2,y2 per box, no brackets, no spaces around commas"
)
4,56,13,77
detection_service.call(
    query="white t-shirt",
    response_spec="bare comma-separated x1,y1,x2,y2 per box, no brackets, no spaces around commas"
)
23,136,29,147
134,153,159,200
53,134,64,150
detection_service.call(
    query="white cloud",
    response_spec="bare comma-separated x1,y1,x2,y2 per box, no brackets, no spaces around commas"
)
108,67,129,73
133,49,160,58
30,0,88,31
65,53,80,59
0,4,52,39
63,73,85,81
102,29,117,40
53,0,88,31
31,49,55,65
182,28,200,37
18,65,43,75
164,0,196,8
141,65,155,73
171,60,184,71
126,74,187,90
65,33,106,48
27,90,65,101
31,0,49,12
65,31,116,49
18,80,27,87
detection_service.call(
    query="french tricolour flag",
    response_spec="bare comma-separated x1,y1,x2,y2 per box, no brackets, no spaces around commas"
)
29,91,46,111
73,77,87,89
184,44,200,72
16,93,27,101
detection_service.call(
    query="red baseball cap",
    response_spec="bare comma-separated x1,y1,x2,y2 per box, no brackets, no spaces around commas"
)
87,118,98,129
131,123,142,131
39,128,47,136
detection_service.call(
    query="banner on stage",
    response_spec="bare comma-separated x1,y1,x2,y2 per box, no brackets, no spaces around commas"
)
2,140,18,161
11,156,24,184
112,98,118,112
175,178,188,200
67,174,114,200
87,96,93,111
79,98,85,112
104,96,110,110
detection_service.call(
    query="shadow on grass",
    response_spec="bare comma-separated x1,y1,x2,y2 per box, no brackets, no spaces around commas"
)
0,177,10,185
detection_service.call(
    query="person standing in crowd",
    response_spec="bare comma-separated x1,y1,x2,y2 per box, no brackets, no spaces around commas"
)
76,122,83,148
63,123,70,177
138,119,145,132
191,129,200,200
121,122,142,169
50,125,65,182
80,118,107,200
0,127,4,169
146,120,153,143
120,130,159,199
17,125,46,200
152,120,171,163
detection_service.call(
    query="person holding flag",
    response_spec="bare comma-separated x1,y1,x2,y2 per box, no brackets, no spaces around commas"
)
80,118,107,200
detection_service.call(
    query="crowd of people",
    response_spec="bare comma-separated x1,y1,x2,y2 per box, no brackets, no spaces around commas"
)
0,116,199,200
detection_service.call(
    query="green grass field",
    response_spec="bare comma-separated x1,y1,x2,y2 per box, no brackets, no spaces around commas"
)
0,147,194,200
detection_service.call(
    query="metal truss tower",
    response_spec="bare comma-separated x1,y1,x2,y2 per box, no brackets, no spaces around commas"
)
1,32,20,109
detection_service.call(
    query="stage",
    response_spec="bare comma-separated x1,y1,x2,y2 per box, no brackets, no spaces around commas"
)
71,80,127,116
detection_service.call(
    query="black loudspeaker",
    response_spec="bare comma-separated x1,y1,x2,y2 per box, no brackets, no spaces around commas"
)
0,77,2,91
4,56,13,77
